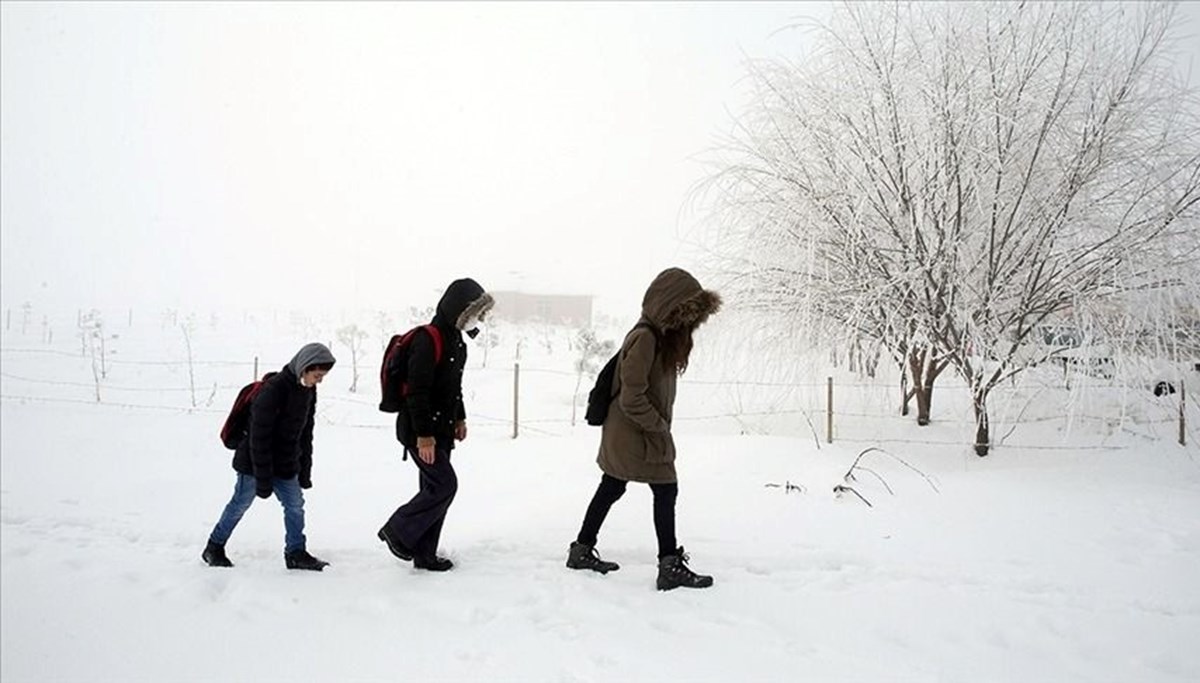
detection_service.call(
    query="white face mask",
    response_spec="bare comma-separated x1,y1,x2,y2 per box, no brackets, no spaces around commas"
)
457,298,493,335
459,314,481,332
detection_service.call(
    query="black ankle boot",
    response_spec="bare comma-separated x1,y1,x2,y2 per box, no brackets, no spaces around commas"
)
284,549,329,571
566,542,619,574
202,540,233,568
413,554,453,572
656,547,713,590
378,526,414,561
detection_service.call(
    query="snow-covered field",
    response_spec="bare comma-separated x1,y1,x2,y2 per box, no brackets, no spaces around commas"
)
2,310,1199,682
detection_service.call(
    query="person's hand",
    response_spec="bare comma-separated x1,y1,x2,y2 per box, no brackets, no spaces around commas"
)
454,420,468,442
417,436,436,464
256,478,273,499
299,476,312,490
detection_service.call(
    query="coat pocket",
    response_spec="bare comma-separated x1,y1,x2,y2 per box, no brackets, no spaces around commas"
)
642,431,676,464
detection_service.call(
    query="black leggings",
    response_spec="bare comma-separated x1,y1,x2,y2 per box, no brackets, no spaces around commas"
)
576,474,678,558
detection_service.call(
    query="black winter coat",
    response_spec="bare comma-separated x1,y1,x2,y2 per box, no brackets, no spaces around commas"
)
396,322,466,450
396,280,486,451
233,365,316,483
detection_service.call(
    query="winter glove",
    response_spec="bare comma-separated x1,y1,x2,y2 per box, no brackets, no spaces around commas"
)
256,478,273,499
299,476,312,490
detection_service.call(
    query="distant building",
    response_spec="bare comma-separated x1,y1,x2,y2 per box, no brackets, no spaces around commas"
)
490,291,593,326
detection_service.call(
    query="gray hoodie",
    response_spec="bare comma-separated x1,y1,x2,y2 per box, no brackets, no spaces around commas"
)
288,342,337,378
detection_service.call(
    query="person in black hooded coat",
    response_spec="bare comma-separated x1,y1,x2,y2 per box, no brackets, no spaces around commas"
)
202,342,336,571
378,278,494,572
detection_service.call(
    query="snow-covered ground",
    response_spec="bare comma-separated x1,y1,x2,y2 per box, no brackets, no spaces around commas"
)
2,311,1199,682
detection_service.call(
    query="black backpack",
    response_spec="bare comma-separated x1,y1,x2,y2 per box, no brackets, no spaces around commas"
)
378,324,444,413
220,372,278,450
584,323,657,426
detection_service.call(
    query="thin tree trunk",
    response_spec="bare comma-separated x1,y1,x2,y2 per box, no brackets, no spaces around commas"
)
915,382,933,426
904,345,951,426
973,386,991,456
908,347,933,426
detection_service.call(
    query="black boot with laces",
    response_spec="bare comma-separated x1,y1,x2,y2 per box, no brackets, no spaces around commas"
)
202,540,233,568
413,554,454,572
284,549,329,571
656,546,713,590
378,526,414,561
566,542,619,574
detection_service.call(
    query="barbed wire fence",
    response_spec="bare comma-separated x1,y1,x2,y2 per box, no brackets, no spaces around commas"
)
2,345,1194,452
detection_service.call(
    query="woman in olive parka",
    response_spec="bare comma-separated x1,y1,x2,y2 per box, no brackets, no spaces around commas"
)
566,267,722,590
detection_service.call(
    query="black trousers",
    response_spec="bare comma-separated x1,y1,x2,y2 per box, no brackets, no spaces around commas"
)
383,442,457,557
576,473,678,558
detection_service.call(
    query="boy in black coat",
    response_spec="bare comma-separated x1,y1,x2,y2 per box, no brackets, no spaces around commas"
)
378,278,493,571
203,342,336,570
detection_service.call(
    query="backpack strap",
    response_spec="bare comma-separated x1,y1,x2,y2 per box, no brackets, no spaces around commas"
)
247,371,277,402
611,322,659,397
422,324,444,365
633,321,659,341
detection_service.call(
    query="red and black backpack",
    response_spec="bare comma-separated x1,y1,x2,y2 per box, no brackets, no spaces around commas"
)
378,325,444,413
219,372,278,450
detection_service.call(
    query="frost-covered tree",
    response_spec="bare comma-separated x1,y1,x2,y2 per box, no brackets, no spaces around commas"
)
20,301,33,335
336,324,369,393
373,311,395,355
407,305,434,327
478,328,501,369
572,328,616,426
179,314,197,407
78,309,107,401
699,1,1200,455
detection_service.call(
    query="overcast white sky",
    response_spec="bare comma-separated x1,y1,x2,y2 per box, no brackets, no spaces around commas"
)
3,2,1199,317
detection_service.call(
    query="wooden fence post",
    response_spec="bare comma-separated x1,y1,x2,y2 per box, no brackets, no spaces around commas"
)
513,362,520,439
826,376,834,444
1181,381,1187,447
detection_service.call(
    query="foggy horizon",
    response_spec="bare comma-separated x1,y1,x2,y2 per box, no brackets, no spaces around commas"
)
3,2,1199,320
1,2,834,320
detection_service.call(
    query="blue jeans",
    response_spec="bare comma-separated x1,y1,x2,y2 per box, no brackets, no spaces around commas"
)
209,473,306,553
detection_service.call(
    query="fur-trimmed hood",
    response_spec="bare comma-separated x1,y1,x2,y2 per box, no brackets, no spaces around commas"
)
640,267,722,332
434,278,494,335
456,291,495,332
